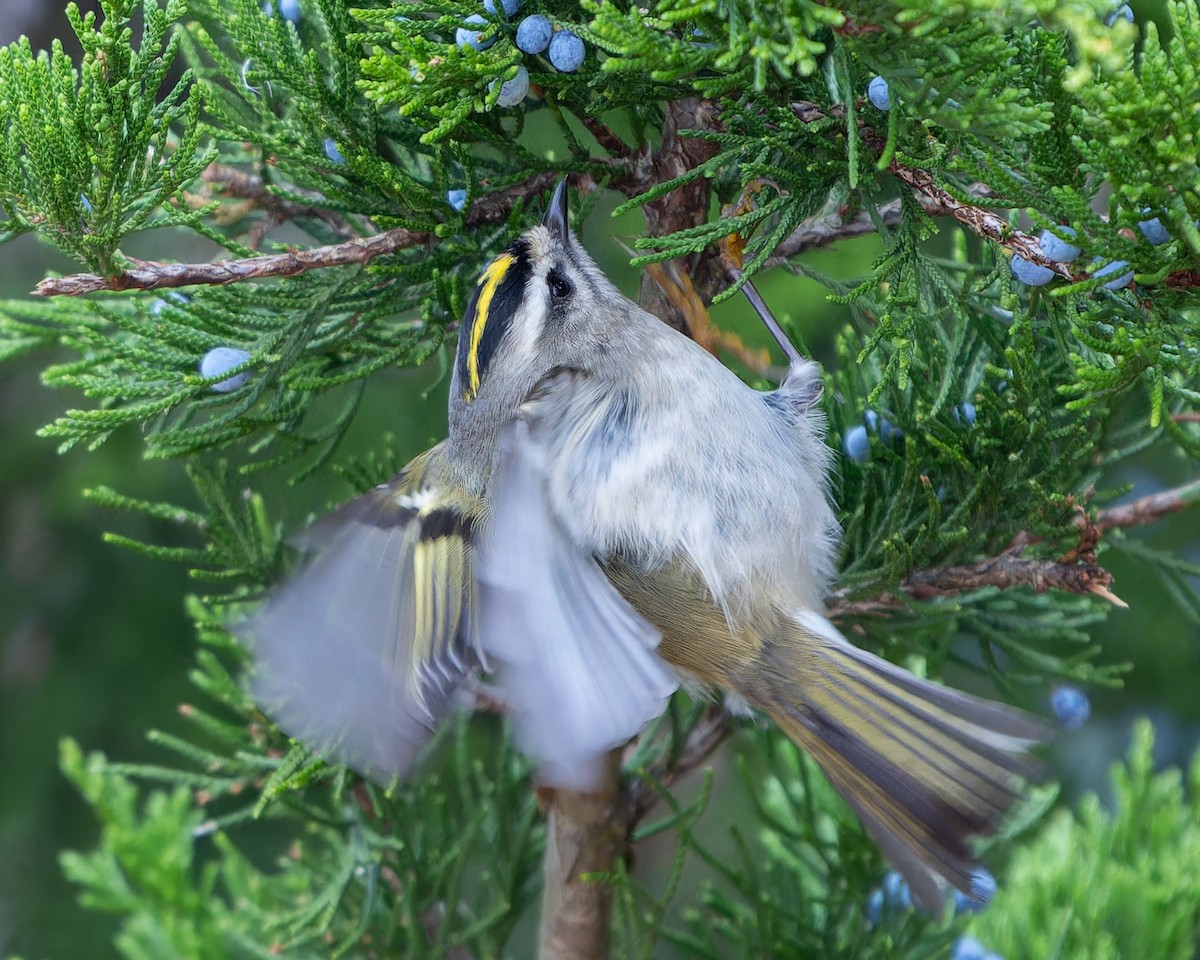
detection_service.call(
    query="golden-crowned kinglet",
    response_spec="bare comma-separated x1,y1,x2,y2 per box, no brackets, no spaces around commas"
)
244,178,1045,911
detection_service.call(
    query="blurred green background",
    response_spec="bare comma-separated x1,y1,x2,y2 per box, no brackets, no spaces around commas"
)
1,3,1197,958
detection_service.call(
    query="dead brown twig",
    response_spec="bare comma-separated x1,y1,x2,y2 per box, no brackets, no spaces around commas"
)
829,477,1200,622
1093,476,1200,533
903,536,1126,608
764,183,997,267
827,540,1124,623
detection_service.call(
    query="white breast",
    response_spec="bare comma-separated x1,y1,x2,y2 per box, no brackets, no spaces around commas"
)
542,325,839,618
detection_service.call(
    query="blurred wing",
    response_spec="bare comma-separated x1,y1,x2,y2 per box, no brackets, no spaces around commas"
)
238,444,480,783
477,415,678,789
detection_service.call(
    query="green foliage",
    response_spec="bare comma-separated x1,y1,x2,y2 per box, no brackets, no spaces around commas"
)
83,462,282,583
629,2,1200,441
58,738,231,960
4,0,1197,476
812,214,1135,689
616,734,947,960
611,728,1058,959
0,0,211,270
58,712,544,959
354,5,536,146
585,0,843,92
969,719,1200,960
182,0,464,221
1074,1,1200,230
0,267,441,471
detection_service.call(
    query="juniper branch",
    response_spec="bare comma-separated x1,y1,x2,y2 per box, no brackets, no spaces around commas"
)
1093,476,1200,533
420,902,477,960
826,481,1200,622
31,171,563,296
827,552,1121,618
197,163,364,244
578,114,631,159
537,751,623,960
882,154,1200,289
767,197,905,264
902,546,1124,607
623,705,731,830
764,182,997,266
634,97,726,333
32,229,428,295
786,100,1200,290
786,101,1075,279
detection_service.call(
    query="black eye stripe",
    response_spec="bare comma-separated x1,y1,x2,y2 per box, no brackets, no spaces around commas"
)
455,241,532,400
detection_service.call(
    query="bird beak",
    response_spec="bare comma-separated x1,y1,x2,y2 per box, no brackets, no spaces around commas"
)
544,176,570,241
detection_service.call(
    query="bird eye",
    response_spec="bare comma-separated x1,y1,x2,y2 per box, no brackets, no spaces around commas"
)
547,269,572,299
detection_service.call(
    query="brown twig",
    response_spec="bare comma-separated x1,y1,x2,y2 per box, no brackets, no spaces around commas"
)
1166,270,1200,290
833,15,884,36
622,705,732,830
798,101,1056,269
767,198,905,264
1093,476,1200,533
32,170,562,297
827,553,1123,620
635,97,727,332
578,115,630,159
31,94,1200,300
784,100,1200,291
904,546,1125,607
829,478,1200,621
537,707,733,959
826,595,907,623
764,183,998,267
884,162,1073,276
33,229,429,295
893,164,1198,291
420,902,477,960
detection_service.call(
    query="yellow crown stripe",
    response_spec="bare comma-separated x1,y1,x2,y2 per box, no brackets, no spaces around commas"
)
466,252,516,398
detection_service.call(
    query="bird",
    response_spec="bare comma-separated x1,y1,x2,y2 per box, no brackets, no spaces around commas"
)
242,177,1046,911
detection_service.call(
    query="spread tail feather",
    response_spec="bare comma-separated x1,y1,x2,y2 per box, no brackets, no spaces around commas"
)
749,610,1048,912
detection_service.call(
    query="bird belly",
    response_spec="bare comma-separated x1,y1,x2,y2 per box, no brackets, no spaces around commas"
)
546,377,834,615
